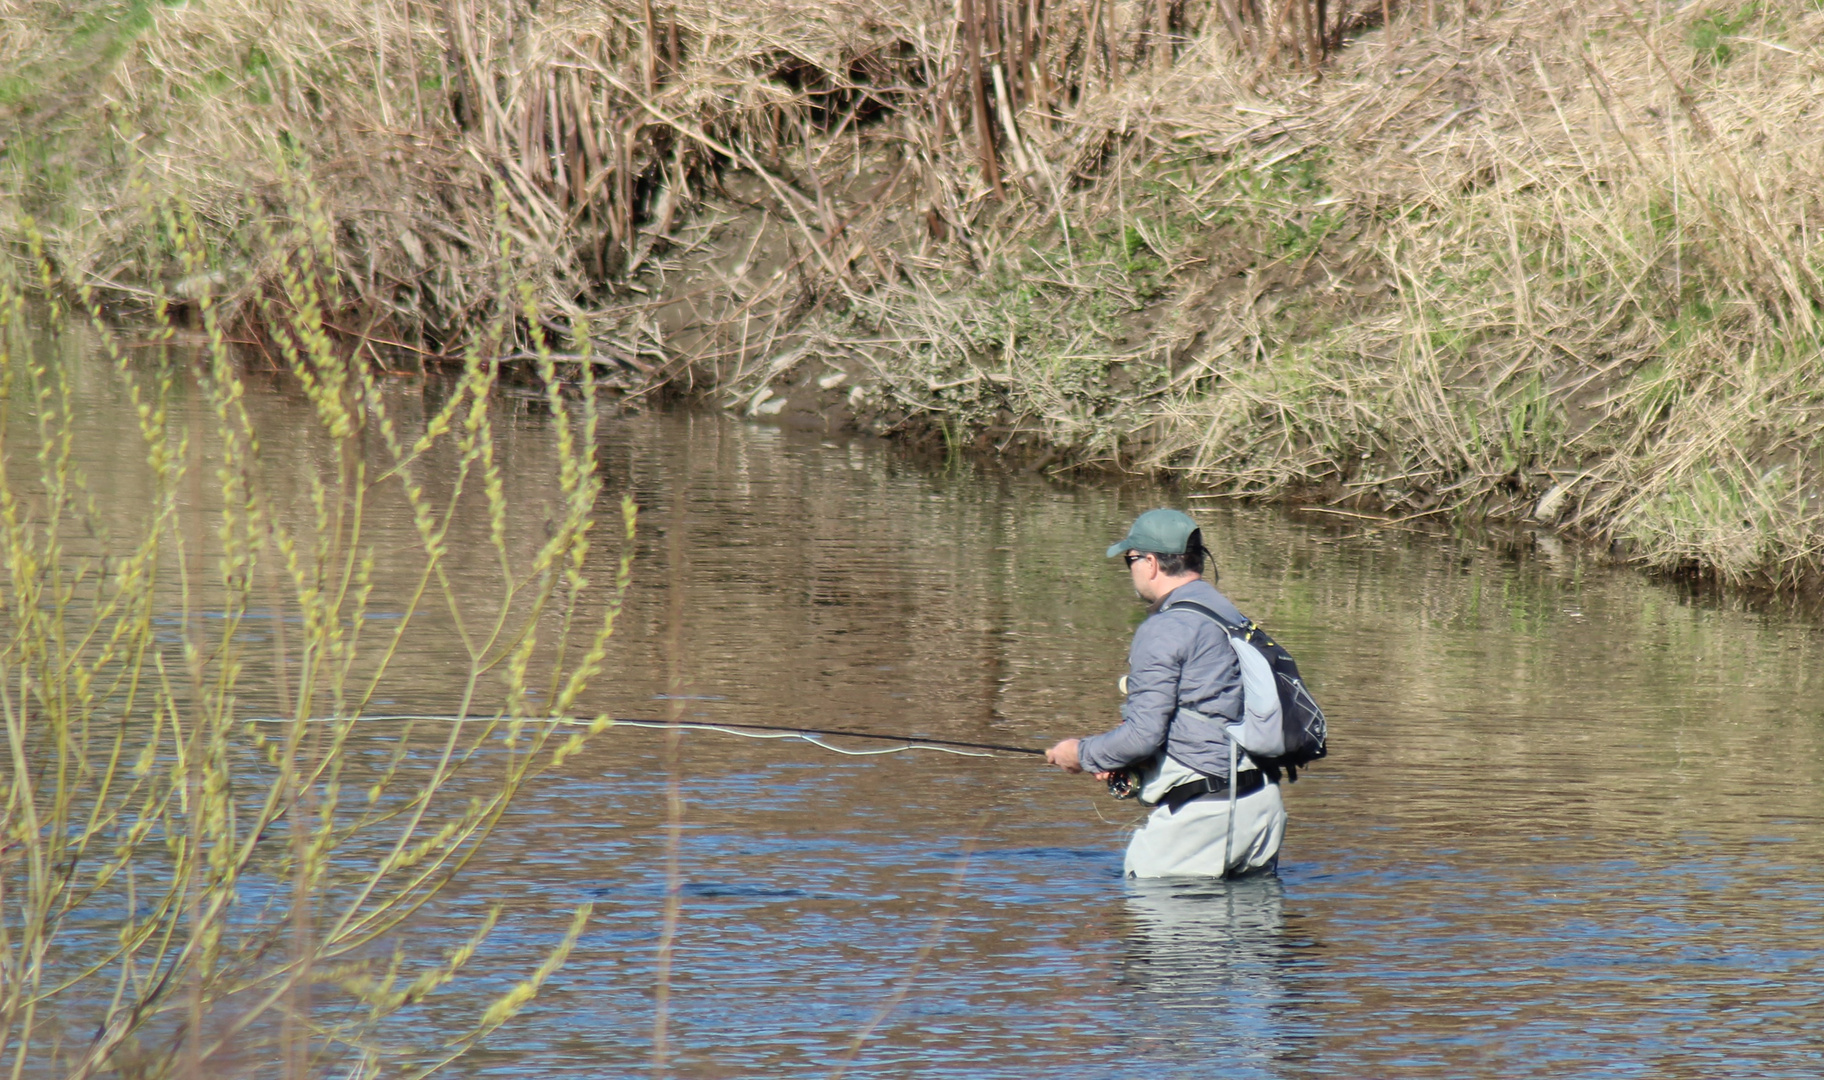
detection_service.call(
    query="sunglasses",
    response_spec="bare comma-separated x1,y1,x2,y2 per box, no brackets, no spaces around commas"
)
1123,553,1152,567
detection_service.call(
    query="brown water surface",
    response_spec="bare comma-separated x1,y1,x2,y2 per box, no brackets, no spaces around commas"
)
28,352,1824,1078
483,409,1824,1079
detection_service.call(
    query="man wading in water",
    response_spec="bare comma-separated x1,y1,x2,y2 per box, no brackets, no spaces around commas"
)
1046,509,1288,878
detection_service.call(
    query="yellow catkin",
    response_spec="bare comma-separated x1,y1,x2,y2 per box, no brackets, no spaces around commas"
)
0,184,627,1075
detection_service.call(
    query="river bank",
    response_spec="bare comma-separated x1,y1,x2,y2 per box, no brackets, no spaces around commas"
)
4,0,1823,588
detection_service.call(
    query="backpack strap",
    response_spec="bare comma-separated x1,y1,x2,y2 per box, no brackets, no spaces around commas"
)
1164,599,1288,785
1161,599,1245,633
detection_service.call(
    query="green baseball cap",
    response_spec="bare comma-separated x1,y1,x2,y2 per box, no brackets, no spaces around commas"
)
1106,508,1201,558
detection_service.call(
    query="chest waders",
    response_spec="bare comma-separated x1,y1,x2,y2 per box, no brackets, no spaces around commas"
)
1099,691,1248,877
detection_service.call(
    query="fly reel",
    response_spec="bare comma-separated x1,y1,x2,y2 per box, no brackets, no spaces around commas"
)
1105,673,1139,799
1106,768,1141,800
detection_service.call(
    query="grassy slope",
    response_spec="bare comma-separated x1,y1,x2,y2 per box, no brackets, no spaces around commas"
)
3,0,1823,588
715,1,1824,590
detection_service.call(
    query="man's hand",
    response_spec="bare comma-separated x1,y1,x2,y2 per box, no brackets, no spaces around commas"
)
1045,738,1083,774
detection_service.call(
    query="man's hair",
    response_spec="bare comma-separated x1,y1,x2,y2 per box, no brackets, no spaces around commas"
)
1152,528,1213,580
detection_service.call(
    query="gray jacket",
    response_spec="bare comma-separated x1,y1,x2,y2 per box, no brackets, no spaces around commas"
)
1077,579,1245,780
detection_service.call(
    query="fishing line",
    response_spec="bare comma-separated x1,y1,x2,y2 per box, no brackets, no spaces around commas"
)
243,714,1048,759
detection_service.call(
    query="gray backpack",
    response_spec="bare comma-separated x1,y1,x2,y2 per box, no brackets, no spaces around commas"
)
1164,601,1328,781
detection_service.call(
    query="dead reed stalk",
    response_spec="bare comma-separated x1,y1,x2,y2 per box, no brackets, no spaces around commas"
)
0,0,1369,346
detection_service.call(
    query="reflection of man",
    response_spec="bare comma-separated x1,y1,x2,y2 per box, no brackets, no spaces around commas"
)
1046,509,1287,878
1119,877,1294,1063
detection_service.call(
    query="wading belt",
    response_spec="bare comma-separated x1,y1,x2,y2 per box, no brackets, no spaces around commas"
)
1159,768,1268,813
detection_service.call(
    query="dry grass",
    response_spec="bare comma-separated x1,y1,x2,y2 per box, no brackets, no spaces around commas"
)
0,0,1346,358
4,0,1824,587
1126,0,1824,588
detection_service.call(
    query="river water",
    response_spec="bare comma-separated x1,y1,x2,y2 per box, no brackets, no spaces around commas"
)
21,355,1824,1077
475,408,1824,1079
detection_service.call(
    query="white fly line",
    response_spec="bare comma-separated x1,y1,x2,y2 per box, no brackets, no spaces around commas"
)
241,714,1011,758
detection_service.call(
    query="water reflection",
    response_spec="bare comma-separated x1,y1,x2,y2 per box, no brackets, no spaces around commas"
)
1118,876,1304,1075
21,341,1824,1078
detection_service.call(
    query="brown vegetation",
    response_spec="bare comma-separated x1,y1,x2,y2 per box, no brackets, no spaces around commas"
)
4,0,1824,588
0,0,1344,354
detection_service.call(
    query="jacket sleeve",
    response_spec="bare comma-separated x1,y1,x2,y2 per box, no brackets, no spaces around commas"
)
1078,617,1182,773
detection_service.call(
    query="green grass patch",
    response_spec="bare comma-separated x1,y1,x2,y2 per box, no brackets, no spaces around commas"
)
0,75,35,107
1689,2,1761,66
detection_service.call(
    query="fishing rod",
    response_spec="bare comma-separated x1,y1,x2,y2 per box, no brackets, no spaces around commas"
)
248,713,1048,759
